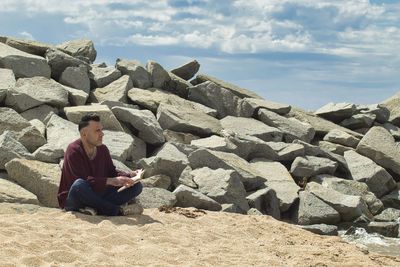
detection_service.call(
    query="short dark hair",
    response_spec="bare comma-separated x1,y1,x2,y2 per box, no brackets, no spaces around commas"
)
78,113,100,131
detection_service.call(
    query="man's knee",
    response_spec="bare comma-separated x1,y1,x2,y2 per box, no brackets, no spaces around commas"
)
135,182,143,195
69,178,89,195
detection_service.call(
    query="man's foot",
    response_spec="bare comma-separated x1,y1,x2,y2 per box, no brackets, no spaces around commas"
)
119,203,143,216
79,207,97,216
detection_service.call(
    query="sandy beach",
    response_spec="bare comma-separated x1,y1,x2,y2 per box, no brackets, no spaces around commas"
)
0,204,399,267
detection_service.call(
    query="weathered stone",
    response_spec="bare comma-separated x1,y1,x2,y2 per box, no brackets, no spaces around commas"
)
357,104,390,124
59,65,90,93
356,126,400,176
250,159,299,212
246,188,281,219
165,71,193,98
177,165,197,189
112,159,132,174
220,116,282,142
64,105,123,131
136,187,177,209
258,108,315,143
323,129,360,148
383,123,400,140
247,208,263,215
191,135,237,153
367,222,399,238
297,224,338,236
188,149,265,191
128,87,217,116
89,65,121,89
188,81,253,118
289,107,363,138
381,188,400,209
29,119,46,137
5,159,61,208
45,48,89,80
91,75,132,104
340,113,376,130
6,76,69,112
62,84,88,106
315,102,356,123
0,172,39,204
112,106,165,145
242,97,291,115
380,91,400,126
0,131,33,169
0,68,15,103
0,42,51,78
344,150,396,198
191,73,262,99
102,130,134,162
306,182,370,221
295,191,341,225
146,60,171,89
163,129,200,145
56,39,97,63
192,167,249,212
141,174,171,190
46,114,79,152
290,156,338,178
4,37,55,57
32,143,64,163
221,203,246,214
317,141,353,156
171,60,200,80
375,208,400,222
311,174,384,215
265,142,305,162
157,103,222,136
173,184,222,211
129,135,146,161
19,104,58,124
115,58,152,89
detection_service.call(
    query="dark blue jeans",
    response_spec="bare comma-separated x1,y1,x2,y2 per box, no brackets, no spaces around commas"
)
64,178,143,216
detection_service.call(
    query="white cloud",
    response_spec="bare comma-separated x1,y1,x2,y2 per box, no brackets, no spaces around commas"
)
18,31,34,40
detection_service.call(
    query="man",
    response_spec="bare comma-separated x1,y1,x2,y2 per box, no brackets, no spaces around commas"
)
57,113,143,216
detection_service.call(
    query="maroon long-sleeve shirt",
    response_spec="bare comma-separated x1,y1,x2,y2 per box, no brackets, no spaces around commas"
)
57,138,129,209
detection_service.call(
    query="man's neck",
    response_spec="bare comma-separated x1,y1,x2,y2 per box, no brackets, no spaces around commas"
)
82,139,96,156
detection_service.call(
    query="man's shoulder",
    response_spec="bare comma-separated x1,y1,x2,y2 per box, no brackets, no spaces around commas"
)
66,139,83,153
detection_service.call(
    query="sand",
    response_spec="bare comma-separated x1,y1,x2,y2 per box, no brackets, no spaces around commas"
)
0,204,399,267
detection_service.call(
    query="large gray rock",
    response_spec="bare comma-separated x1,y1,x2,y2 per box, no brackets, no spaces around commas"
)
5,77,69,112
163,129,200,145
0,172,39,204
188,149,265,191
3,36,55,57
315,102,356,123
0,131,33,169
128,87,216,116
62,84,89,106
383,123,400,141
171,60,200,80
192,167,249,212
157,103,222,136
375,208,400,222
381,188,400,209
357,104,390,124
242,97,291,116
59,65,90,93
290,156,338,178
146,60,170,89
173,184,222,211
258,108,315,143
0,68,15,103
356,126,400,176
191,135,236,153
295,191,341,225
136,187,177,209
250,159,299,212
0,107,46,152
315,141,353,156
32,143,65,163
89,65,121,89
177,165,197,189
129,135,147,161
166,71,193,98
141,174,171,190
64,105,123,132
5,159,61,208
19,104,58,123
115,58,152,89
323,129,360,148
0,42,51,78
344,150,396,198
192,73,262,99
45,48,89,80
297,224,338,236
138,143,188,185
306,182,370,221
188,81,252,118
102,130,134,162
380,91,400,126
340,113,376,130
46,114,80,151
112,106,165,145
220,116,282,142
56,39,97,63
265,142,305,162
246,188,281,219
367,222,399,238
311,174,384,215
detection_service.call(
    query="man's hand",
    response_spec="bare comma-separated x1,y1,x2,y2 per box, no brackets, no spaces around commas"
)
106,176,135,188
129,169,140,178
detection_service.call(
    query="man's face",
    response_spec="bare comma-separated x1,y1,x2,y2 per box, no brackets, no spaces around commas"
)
81,120,104,147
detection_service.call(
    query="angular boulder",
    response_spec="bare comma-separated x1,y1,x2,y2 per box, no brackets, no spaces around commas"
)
367,222,399,238
62,84,89,106
340,113,376,130
374,208,400,222
91,73,131,103
317,141,354,156
19,104,58,123
0,172,38,205
171,60,200,80
146,60,170,89
89,65,121,89
136,187,177,209
115,58,152,89
59,65,90,93
314,102,355,123
381,188,400,210
102,130,134,162
290,156,338,178
357,104,390,124
323,129,360,148
141,174,171,190
0,131,33,169
0,68,15,103
265,142,305,162
45,48,89,80
297,224,338,236
246,188,281,219
46,114,79,151
4,36,55,57
173,184,222,211
380,91,400,126
242,97,291,115
56,39,97,63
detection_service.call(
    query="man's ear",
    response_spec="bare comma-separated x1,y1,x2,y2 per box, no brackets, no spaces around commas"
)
80,128,87,137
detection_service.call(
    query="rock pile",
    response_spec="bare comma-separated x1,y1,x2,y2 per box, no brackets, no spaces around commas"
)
0,36,399,238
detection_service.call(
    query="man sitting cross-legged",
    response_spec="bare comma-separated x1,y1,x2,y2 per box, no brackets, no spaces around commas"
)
57,113,143,216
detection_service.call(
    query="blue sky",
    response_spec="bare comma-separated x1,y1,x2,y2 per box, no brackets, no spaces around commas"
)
1,0,400,110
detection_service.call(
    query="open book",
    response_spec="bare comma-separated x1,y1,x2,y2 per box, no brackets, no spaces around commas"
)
117,169,145,192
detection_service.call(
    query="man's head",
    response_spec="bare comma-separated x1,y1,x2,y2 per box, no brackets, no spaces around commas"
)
79,113,104,147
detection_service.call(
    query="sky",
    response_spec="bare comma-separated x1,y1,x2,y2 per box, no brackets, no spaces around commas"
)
1,0,400,110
